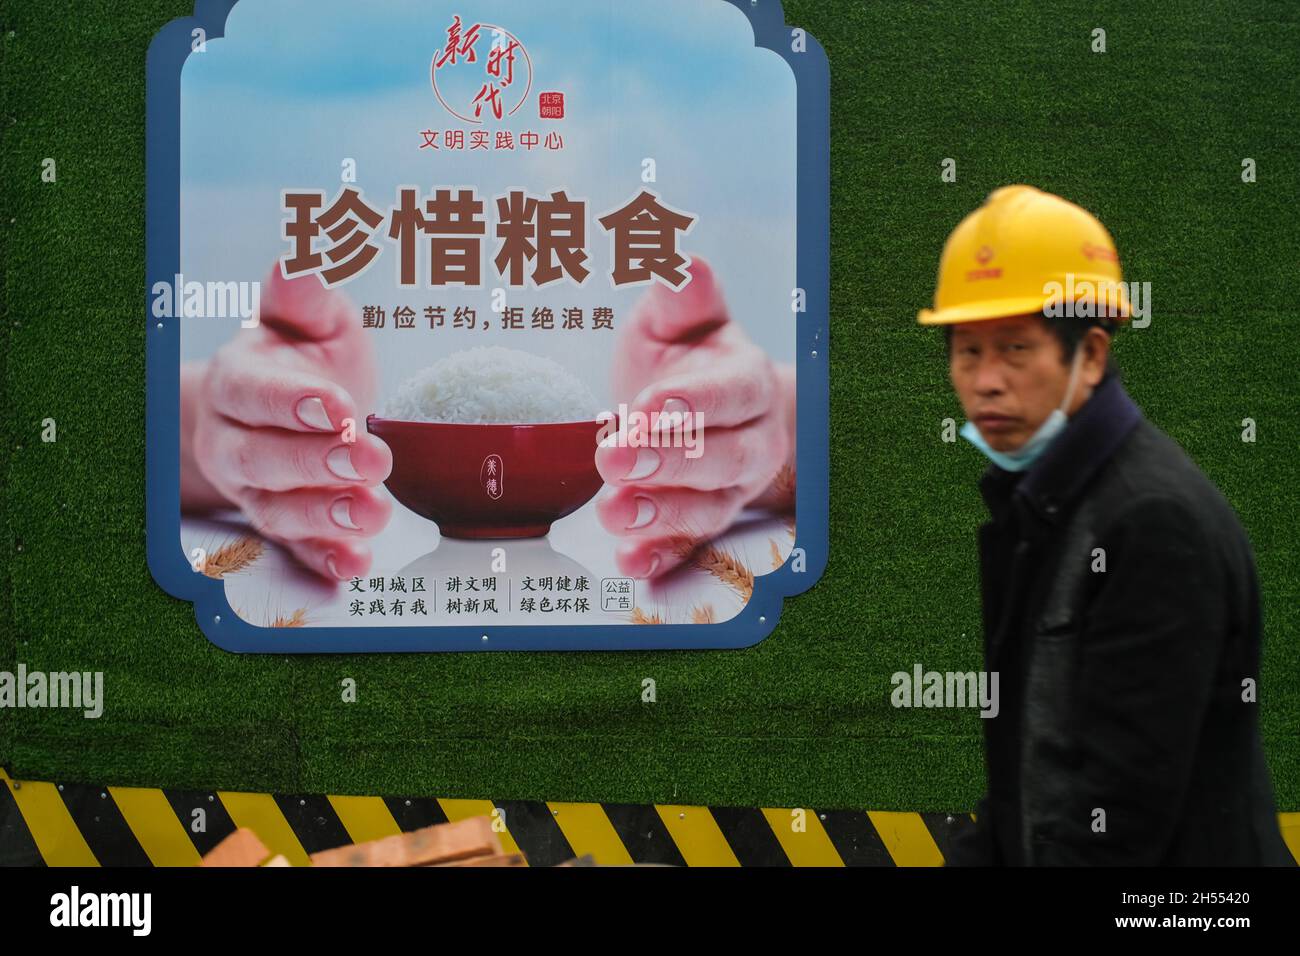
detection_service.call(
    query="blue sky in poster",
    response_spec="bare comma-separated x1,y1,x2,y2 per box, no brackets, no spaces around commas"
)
179,0,797,399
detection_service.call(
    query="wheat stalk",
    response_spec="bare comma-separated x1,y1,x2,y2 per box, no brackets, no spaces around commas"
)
690,604,715,624
271,608,308,628
769,538,784,570
690,544,754,602
666,535,755,602
202,536,264,579
629,607,663,625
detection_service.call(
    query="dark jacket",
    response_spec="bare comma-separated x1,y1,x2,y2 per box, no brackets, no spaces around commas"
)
948,373,1292,866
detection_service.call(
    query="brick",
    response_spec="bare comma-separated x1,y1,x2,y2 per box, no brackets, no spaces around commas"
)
436,853,527,867
310,816,502,867
199,828,272,868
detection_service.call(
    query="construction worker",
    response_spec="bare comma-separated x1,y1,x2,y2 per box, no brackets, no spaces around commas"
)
922,185,1291,866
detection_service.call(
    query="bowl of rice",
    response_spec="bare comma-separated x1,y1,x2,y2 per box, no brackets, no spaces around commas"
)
367,346,608,539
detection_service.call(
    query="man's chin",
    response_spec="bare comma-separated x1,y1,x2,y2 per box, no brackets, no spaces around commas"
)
983,434,1028,453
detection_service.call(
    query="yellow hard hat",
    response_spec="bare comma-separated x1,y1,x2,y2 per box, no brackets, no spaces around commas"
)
917,185,1129,325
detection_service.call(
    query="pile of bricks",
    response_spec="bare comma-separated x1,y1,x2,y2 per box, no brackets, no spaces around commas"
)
197,815,593,867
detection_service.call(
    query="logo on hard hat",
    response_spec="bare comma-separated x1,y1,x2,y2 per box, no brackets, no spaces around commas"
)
964,244,1001,281
1081,242,1119,263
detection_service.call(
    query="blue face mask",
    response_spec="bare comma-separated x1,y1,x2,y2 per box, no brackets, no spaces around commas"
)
960,349,1084,473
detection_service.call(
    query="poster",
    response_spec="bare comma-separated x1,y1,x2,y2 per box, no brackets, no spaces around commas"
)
145,0,828,651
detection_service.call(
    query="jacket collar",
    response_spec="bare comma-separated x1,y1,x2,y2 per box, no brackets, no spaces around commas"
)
978,372,1142,527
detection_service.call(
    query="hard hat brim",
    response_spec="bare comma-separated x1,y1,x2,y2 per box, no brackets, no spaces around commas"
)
917,288,1131,326
918,296,1058,326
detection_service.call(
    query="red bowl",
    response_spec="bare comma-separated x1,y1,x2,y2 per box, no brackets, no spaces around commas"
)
367,415,607,539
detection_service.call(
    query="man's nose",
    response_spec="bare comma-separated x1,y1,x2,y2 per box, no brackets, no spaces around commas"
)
972,353,1007,394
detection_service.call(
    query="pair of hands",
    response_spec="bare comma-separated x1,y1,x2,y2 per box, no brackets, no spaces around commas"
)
181,257,795,582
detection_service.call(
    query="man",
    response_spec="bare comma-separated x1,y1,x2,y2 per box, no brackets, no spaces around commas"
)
920,185,1291,866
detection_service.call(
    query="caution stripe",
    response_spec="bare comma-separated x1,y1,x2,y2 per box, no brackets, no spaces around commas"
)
438,798,527,862
1,770,98,866
0,778,45,866
496,799,574,867
3,769,1295,868
2,770,97,868
217,791,310,866
760,807,841,867
655,804,740,866
1280,813,1300,864
273,794,353,856
817,808,895,865
328,795,402,845
383,794,449,832
108,786,202,867
714,806,794,866
162,788,237,857
547,801,634,866
867,810,945,867
602,801,688,866
59,780,152,867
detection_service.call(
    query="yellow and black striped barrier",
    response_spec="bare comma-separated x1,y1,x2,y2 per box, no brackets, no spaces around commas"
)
4,769,1298,867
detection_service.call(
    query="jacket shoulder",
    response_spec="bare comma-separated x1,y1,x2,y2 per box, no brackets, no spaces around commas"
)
1088,419,1247,542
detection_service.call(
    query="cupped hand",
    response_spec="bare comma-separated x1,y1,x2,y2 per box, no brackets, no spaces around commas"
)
181,267,393,581
595,257,795,580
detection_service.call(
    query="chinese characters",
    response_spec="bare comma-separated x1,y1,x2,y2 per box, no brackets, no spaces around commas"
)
433,15,526,122
281,186,696,290
344,574,600,618
358,303,616,333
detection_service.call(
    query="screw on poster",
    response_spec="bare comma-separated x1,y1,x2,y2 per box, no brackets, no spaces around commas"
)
146,0,828,651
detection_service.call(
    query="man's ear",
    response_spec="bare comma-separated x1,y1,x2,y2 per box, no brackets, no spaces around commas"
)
1081,326,1111,386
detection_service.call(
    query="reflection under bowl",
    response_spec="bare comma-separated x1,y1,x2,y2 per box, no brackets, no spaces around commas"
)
367,415,607,539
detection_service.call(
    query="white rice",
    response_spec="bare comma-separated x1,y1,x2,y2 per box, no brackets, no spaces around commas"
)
384,346,600,424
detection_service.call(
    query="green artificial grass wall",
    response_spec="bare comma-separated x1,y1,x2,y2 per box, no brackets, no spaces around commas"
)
1,0,1296,810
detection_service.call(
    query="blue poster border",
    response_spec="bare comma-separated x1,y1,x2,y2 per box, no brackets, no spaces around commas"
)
145,0,829,652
